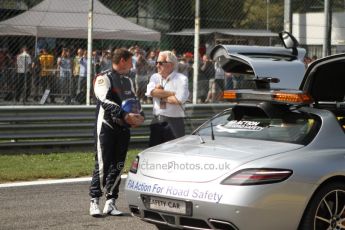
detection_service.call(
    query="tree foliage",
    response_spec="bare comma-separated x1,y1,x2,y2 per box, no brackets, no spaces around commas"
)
200,0,245,28
240,0,284,32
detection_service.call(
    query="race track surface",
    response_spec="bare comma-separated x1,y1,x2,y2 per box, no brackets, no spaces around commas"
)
0,180,157,230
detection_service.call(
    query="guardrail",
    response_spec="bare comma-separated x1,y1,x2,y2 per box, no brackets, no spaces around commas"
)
0,104,229,153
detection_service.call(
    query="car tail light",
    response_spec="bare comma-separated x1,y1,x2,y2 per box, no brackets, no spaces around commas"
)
129,156,139,174
221,168,292,185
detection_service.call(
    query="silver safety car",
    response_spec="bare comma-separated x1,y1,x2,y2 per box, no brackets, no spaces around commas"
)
124,32,345,230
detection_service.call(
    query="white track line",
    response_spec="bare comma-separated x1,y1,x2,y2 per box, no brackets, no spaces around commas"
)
0,175,127,188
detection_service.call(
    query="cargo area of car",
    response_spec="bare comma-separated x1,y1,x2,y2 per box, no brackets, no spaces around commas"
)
307,60,345,102
305,59,345,130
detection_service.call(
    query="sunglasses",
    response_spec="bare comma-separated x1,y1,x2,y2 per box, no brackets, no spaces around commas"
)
156,61,171,65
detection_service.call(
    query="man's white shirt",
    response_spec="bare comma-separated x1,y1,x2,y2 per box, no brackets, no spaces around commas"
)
146,71,189,117
17,51,32,74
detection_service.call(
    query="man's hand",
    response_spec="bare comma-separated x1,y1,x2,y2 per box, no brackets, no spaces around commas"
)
155,84,163,89
124,113,144,128
151,84,175,98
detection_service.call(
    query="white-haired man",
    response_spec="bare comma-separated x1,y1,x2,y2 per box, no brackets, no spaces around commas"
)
146,50,189,146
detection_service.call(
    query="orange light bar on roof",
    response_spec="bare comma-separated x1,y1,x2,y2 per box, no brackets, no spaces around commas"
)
223,90,237,100
272,92,313,104
223,89,313,105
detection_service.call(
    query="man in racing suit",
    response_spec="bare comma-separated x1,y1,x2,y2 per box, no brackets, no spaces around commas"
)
89,48,144,217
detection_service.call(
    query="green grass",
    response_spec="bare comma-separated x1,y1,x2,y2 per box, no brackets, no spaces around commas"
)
0,149,141,183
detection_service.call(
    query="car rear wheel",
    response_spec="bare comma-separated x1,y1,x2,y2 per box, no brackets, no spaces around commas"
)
299,181,345,230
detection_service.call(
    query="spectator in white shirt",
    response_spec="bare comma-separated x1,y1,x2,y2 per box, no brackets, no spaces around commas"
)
146,50,189,147
16,47,32,102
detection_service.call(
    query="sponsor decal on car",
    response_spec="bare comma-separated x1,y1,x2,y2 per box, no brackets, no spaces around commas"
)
126,179,223,203
217,120,264,133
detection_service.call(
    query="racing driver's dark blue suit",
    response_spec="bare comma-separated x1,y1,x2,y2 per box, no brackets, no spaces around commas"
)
89,69,143,200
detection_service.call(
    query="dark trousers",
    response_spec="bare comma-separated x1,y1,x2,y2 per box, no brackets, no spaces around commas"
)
16,73,31,102
149,115,185,147
32,72,41,100
40,75,56,102
89,123,130,200
71,75,79,98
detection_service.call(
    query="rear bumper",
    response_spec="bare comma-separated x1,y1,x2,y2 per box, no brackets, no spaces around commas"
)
124,173,311,230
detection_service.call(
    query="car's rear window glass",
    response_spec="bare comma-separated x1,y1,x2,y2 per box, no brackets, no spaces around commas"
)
196,107,320,145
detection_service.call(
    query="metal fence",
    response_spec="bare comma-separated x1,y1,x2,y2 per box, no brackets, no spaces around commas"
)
1,0,345,105
0,103,228,153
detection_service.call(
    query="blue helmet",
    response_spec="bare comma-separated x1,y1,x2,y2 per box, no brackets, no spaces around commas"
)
121,98,141,114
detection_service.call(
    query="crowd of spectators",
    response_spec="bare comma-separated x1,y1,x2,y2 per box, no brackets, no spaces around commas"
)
0,46,109,104
3,44,296,105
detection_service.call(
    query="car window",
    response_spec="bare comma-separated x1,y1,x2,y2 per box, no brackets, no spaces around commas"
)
232,73,256,89
196,108,320,145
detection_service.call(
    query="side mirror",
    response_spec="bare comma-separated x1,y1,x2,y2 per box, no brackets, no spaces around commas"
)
279,31,299,49
279,31,299,55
